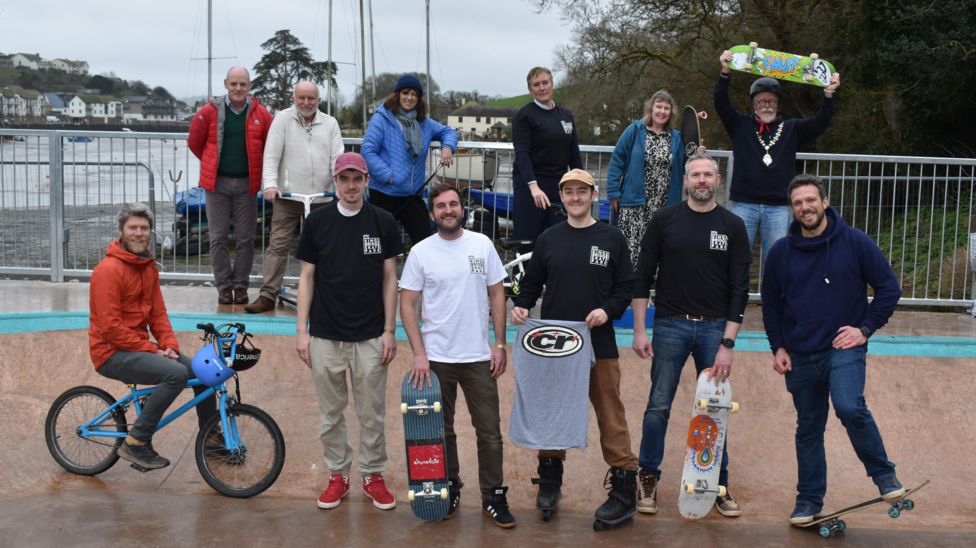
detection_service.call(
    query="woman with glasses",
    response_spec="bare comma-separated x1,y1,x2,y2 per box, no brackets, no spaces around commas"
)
361,74,459,246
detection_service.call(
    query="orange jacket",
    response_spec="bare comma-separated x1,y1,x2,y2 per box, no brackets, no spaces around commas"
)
188,95,272,195
88,241,179,369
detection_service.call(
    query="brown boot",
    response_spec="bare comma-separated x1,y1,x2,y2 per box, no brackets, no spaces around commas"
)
244,295,276,314
234,287,249,304
218,287,233,305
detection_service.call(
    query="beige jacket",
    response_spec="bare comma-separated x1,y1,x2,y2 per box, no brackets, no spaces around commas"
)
261,106,343,196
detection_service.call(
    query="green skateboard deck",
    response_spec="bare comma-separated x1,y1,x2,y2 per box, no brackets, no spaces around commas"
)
728,43,836,87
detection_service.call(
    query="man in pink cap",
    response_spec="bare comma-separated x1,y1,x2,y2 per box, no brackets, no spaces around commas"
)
295,152,403,511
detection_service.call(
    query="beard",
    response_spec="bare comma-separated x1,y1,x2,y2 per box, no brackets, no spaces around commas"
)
435,215,462,235
756,110,777,124
799,209,826,231
689,187,715,202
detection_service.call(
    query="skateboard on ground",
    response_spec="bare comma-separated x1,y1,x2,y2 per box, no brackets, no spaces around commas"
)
678,369,739,519
680,105,702,157
728,43,836,87
400,372,450,521
797,480,929,538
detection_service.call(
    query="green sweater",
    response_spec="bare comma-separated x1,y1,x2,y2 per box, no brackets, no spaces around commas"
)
218,105,249,177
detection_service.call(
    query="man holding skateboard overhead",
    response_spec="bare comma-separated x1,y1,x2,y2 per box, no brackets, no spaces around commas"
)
715,49,840,262
295,152,401,511
631,151,750,517
399,182,516,528
761,174,904,524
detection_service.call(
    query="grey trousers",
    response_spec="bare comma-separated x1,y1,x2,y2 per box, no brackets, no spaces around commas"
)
206,175,256,291
98,350,217,441
258,199,323,301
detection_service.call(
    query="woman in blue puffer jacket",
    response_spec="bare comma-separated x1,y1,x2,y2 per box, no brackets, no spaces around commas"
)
606,89,689,271
361,74,458,245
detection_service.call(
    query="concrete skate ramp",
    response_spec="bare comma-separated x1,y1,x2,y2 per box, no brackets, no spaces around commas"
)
2,330,973,532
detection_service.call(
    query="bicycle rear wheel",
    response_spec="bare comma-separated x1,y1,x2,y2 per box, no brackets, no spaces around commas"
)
45,386,127,475
195,403,285,498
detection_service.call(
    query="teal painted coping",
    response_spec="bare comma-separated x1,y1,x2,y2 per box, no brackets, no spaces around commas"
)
3,311,976,358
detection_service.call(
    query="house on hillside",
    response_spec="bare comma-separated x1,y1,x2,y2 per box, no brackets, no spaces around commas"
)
123,95,177,123
0,54,11,69
447,103,517,139
80,94,122,122
10,53,42,70
0,86,44,120
51,59,89,75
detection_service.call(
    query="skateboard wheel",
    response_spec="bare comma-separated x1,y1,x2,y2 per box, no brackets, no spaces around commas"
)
888,506,900,519
749,41,758,48
904,499,914,511
837,520,846,532
804,75,813,81
731,402,740,413
440,488,448,500
810,52,819,60
695,399,708,410
744,63,753,70
819,526,831,538
400,403,408,414
433,401,442,413
408,490,415,502
684,482,695,494
718,485,727,497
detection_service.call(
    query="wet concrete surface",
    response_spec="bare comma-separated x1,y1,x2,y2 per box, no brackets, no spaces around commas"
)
2,280,976,545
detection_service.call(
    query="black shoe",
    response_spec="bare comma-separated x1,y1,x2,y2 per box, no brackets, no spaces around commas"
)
789,500,823,525
532,457,563,511
117,440,170,470
594,467,637,524
482,486,516,529
443,479,462,520
877,475,906,500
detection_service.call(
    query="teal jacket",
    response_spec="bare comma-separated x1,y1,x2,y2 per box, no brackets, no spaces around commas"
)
606,120,684,207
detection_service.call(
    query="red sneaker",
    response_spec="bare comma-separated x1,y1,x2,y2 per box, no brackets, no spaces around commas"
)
316,473,349,509
362,473,396,510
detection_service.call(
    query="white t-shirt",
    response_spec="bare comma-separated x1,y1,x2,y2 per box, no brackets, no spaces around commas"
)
399,230,506,362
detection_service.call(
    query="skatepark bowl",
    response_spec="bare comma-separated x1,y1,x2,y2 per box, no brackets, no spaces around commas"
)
1,280,975,547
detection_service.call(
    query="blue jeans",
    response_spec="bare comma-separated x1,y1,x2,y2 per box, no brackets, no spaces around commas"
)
785,346,896,506
729,200,789,263
639,316,730,485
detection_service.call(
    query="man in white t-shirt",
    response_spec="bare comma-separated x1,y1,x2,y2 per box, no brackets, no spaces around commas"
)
400,183,515,528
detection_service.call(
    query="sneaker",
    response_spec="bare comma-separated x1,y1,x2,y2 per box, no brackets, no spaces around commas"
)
244,295,276,314
877,475,906,500
362,473,396,510
117,440,170,470
234,287,249,304
789,500,823,525
443,480,462,520
317,473,350,509
637,470,658,514
715,489,742,517
482,486,516,529
218,288,234,305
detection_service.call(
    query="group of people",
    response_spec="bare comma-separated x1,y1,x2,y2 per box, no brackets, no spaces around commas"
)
87,55,906,529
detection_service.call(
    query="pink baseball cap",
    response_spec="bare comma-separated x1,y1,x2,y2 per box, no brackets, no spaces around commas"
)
334,152,368,174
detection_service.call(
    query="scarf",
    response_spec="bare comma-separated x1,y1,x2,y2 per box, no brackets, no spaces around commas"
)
754,114,771,136
395,109,424,158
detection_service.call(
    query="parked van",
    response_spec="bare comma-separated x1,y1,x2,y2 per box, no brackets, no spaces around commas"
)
45,116,60,124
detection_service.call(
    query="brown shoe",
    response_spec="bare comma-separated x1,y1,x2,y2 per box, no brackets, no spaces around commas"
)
244,295,276,314
218,287,234,305
234,287,249,304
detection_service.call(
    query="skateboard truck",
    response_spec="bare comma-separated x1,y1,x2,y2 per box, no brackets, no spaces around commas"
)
683,479,727,497
407,481,449,502
400,399,442,415
695,398,740,413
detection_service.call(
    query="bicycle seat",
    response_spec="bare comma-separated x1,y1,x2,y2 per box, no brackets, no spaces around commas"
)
498,237,534,250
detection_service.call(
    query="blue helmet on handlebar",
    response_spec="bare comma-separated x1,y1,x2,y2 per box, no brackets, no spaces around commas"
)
191,340,235,387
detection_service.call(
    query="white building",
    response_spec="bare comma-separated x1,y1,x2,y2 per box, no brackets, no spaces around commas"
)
447,104,517,139
9,53,41,70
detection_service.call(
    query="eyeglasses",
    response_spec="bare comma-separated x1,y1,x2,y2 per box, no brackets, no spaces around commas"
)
754,99,779,107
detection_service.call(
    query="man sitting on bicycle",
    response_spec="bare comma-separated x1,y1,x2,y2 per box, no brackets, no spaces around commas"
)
89,203,217,470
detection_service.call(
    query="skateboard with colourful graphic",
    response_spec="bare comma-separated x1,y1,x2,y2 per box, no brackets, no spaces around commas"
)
728,43,836,87
678,369,739,519
797,480,929,538
400,371,450,521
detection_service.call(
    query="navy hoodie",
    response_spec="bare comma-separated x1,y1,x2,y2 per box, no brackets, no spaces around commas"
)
761,207,901,353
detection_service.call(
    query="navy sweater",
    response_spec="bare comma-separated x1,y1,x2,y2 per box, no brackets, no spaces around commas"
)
761,208,901,353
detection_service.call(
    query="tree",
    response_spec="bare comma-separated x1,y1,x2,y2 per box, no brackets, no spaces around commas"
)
252,30,338,112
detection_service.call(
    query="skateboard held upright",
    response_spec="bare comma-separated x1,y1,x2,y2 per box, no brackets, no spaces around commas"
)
680,105,702,157
678,369,739,519
728,42,837,87
400,372,450,521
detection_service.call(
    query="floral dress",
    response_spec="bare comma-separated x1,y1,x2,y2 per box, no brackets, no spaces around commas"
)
618,129,672,271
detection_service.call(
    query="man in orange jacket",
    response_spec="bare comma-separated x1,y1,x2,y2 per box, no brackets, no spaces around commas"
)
188,66,272,306
90,203,217,470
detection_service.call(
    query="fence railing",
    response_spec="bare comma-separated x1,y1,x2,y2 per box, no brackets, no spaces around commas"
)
2,128,974,309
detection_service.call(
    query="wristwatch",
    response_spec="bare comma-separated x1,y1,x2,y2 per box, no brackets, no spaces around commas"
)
720,338,735,349
859,326,872,339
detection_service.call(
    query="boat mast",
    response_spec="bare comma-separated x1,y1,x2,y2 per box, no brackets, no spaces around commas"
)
360,0,367,130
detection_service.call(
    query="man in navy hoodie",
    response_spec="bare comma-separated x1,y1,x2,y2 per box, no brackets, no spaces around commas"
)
761,174,904,525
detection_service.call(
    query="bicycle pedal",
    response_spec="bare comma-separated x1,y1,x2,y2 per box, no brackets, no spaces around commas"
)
129,463,151,473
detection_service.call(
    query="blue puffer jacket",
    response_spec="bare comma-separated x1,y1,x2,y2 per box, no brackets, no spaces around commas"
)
606,120,684,207
361,106,458,197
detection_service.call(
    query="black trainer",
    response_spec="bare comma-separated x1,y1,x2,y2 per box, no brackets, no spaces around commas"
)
482,486,516,529
117,440,170,470
444,479,462,520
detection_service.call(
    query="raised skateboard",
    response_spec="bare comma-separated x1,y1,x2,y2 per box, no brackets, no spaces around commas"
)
797,480,929,538
680,105,702,157
728,43,836,87
400,371,450,521
678,369,739,519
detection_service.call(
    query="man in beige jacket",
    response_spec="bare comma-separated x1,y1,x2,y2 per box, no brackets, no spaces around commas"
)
246,81,344,313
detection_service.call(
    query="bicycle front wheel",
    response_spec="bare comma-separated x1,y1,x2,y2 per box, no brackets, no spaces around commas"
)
45,386,126,475
195,403,285,498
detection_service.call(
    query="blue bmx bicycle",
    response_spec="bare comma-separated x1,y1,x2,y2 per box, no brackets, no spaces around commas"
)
44,322,285,498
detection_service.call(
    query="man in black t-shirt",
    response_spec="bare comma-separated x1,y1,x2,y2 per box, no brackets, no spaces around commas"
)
295,152,402,512
631,152,751,518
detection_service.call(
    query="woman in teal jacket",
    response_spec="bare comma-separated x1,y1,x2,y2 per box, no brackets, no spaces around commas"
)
361,74,458,245
606,90,686,270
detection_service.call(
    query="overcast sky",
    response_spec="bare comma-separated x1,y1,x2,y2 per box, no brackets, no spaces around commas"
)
2,0,573,103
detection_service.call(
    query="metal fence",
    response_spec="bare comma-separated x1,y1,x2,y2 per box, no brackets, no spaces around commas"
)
2,128,974,309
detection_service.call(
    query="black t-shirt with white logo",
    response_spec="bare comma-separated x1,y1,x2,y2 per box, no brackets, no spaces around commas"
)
296,201,402,341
